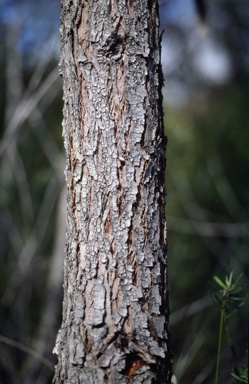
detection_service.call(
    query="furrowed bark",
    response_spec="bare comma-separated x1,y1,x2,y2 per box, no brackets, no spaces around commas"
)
53,1,172,383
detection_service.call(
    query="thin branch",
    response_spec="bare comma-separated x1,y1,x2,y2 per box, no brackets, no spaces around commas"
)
167,215,248,238
206,154,242,220
12,145,35,226
19,186,66,384
2,171,64,305
0,335,54,370
0,67,60,157
28,107,63,173
170,295,212,326
175,331,207,381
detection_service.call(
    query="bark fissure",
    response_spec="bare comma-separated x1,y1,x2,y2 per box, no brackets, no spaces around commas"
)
53,0,172,383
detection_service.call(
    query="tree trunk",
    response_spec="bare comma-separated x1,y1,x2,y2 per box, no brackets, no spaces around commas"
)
53,1,172,383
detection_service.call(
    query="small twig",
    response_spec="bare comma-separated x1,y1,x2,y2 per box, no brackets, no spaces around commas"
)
0,334,54,370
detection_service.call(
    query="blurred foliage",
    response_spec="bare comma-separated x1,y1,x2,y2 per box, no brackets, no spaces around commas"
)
166,82,249,383
0,3,64,381
0,1,248,384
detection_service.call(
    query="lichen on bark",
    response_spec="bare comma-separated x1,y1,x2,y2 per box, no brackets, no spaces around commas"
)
53,0,172,383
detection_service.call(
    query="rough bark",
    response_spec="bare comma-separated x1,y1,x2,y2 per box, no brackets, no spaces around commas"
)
53,0,172,383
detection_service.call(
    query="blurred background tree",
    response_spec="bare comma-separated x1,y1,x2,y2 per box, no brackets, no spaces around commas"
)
0,1,64,383
0,0,248,383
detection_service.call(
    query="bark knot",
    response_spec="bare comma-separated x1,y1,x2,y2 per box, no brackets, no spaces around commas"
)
101,33,125,60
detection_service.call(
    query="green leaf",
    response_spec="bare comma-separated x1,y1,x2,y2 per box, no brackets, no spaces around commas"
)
226,271,233,287
234,273,243,287
214,275,226,289
229,296,244,302
231,372,247,383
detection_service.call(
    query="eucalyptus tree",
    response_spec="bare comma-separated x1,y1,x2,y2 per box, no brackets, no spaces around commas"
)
53,1,172,383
